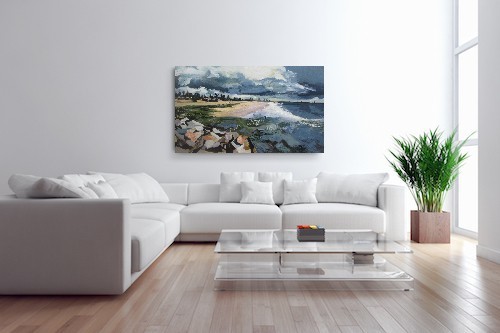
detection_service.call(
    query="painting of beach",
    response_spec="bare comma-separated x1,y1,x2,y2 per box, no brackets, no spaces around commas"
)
174,66,324,153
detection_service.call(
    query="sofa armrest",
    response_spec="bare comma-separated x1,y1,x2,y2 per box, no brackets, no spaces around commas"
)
378,184,406,240
0,198,131,295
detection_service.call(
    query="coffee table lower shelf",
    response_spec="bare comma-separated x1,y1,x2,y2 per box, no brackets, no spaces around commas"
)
214,254,414,291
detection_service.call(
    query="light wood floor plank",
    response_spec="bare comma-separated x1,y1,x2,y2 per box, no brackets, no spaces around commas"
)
370,291,434,333
54,315,91,333
252,325,276,333
365,306,407,333
0,298,54,332
411,281,492,333
321,292,357,326
400,283,476,333
187,257,218,333
288,306,319,333
30,298,88,333
252,292,274,327
231,291,253,333
10,326,38,333
338,291,385,332
388,290,452,333
209,291,234,333
268,291,298,333
304,291,341,333
143,326,166,333
339,326,363,333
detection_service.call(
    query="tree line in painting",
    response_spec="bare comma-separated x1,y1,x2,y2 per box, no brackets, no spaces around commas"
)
175,91,271,103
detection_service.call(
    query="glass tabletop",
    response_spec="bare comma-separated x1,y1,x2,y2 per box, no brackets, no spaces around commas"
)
214,229,412,254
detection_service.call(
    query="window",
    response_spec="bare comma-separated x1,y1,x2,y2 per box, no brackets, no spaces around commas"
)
453,0,478,236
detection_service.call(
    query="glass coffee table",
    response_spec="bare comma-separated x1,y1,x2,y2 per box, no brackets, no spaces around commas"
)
214,229,413,290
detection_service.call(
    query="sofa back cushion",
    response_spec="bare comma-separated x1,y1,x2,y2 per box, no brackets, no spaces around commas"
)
87,182,118,199
161,183,188,205
8,174,41,198
8,174,96,199
32,177,96,198
316,172,389,207
60,174,105,187
90,172,169,204
61,173,116,199
219,172,256,202
240,181,275,205
187,183,220,204
257,172,293,205
282,179,318,205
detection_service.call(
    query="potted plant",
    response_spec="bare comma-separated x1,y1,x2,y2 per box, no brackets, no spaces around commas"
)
387,128,469,243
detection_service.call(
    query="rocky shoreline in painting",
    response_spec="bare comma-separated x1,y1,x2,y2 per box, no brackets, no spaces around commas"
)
174,102,324,154
175,117,256,153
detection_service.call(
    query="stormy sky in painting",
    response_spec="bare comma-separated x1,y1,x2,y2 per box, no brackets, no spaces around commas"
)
175,66,324,102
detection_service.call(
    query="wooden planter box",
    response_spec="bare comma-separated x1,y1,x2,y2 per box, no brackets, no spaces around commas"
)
411,210,451,243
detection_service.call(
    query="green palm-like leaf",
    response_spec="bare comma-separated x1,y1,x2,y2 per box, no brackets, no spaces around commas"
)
386,128,471,212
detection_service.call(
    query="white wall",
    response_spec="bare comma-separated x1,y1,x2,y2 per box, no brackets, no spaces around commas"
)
477,0,500,263
0,0,452,194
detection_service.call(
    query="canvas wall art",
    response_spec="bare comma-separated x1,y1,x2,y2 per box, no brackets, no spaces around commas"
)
174,66,324,153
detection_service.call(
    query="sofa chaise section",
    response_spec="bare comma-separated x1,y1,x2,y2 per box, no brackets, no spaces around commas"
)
131,218,165,273
127,184,188,274
0,197,132,295
131,204,182,246
0,183,189,295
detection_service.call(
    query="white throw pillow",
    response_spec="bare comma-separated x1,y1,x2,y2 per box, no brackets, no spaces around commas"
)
240,181,275,205
258,172,293,205
8,174,41,198
60,174,106,187
282,179,318,205
219,172,255,202
87,182,118,199
316,172,389,207
89,172,169,203
28,178,95,198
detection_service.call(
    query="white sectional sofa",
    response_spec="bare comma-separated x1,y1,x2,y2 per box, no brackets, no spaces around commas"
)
0,179,405,295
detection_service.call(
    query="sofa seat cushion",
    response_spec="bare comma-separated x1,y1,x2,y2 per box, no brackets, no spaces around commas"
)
131,206,181,243
181,203,282,233
131,219,166,273
132,202,186,212
280,203,385,233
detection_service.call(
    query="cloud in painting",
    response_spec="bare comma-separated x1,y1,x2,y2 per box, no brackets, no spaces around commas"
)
175,66,323,100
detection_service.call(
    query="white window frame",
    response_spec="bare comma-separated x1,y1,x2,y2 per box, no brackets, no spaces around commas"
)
452,0,478,239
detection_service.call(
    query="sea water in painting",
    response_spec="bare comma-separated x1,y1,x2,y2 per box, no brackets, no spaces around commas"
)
174,66,324,153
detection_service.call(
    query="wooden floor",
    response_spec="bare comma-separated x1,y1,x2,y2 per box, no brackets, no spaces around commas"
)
1,235,500,333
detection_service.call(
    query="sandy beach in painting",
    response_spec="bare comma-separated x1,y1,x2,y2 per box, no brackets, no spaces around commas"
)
175,100,269,118
212,101,269,118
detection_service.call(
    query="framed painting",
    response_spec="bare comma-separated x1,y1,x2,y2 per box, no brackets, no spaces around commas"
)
174,66,324,153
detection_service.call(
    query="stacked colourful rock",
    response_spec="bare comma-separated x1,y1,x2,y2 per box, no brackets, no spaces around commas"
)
297,225,322,229
297,225,325,242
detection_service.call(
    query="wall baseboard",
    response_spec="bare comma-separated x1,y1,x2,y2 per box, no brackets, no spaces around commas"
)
477,244,500,264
